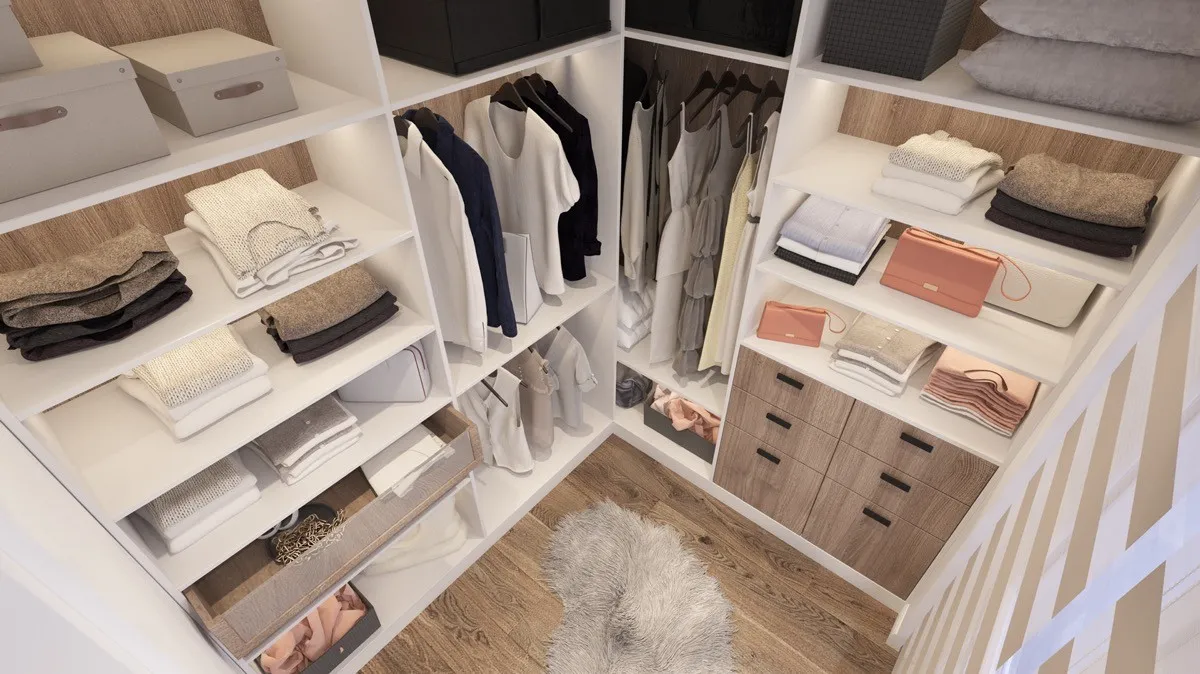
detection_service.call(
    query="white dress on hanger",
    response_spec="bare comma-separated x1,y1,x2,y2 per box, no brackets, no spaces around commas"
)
461,368,533,474
621,100,654,291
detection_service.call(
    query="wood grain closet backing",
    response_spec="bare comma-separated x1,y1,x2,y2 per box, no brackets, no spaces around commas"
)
11,0,272,45
802,479,943,598
826,442,969,541
732,347,854,437
724,389,839,473
713,425,823,534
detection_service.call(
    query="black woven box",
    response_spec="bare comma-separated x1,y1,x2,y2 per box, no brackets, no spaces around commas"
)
820,0,974,80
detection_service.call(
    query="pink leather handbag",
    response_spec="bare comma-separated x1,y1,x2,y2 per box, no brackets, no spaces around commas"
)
881,229,1028,318
756,301,846,347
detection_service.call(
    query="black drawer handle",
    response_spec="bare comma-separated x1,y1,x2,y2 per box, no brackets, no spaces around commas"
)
765,412,792,430
775,372,805,392
900,432,934,453
863,508,892,527
880,473,912,492
756,448,781,465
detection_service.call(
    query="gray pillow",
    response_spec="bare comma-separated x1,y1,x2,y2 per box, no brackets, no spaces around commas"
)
981,0,1200,57
960,32,1200,123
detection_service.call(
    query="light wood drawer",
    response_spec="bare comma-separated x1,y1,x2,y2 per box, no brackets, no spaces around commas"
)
714,424,823,534
826,442,969,541
732,347,854,437
725,389,839,473
802,479,943,598
839,402,996,504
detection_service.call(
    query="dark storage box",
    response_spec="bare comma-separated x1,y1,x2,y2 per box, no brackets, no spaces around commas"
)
255,583,380,674
643,400,717,464
367,0,611,76
821,0,974,80
626,0,802,57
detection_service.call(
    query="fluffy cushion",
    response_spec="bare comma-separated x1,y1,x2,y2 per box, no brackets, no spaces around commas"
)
961,32,1200,123
981,0,1200,57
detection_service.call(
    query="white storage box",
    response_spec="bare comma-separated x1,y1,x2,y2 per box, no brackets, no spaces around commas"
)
985,258,1097,328
113,28,298,137
0,0,39,74
0,32,168,204
337,344,432,403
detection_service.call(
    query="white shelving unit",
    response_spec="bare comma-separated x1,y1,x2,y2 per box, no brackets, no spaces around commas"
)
617,339,728,415
624,27,793,69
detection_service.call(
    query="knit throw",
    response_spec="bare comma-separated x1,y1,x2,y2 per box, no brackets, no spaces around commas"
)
889,131,1004,182
131,327,254,408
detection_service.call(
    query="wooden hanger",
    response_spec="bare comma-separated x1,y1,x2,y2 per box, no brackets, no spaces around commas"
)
492,81,528,112
410,107,441,136
517,77,572,132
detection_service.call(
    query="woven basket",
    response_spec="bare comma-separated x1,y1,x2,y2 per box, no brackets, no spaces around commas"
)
821,0,975,80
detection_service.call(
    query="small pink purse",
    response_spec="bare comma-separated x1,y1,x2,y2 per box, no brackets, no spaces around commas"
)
757,301,846,347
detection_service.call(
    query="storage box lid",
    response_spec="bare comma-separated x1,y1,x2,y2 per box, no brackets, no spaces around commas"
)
0,32,135,107
112,28,286,92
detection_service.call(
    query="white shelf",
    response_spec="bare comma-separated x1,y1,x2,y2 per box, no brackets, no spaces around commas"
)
773,134,1134,288
758,240,1075,384
382,32,623,110
613,404,714,482
135,394,453,590
624,28,792,70
446,273,615,397
617,339,728,415
0,181,413,420
37,307,435,521
741,336,1014,465
0,73,383,234
337,406,609,674
797,51,1200,157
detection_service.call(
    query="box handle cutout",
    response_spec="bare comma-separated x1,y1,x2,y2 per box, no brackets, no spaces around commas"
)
215,81,265,100
0,106,67,132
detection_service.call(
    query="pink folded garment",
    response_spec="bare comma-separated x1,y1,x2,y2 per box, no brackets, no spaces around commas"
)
260,585,367,674
650,384,721,443
925,370,1030,420
922,381,1026,431
927,348,1038,409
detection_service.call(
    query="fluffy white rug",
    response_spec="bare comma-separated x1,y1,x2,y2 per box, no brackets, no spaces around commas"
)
544,501,734,673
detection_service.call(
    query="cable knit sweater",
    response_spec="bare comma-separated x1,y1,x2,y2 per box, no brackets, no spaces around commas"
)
888,131,1004,182
130,326,254,408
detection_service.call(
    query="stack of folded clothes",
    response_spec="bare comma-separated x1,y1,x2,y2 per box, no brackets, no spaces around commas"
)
830,314,941,397
259,264,398,364
247,396,362,486
873,131,1006,215
773,196,890,285
0,226,192,361
985,154,1156,258
135,454,260,554
920,348,1039,437
617,276,654,350
119,326,272,439
184,169,358,298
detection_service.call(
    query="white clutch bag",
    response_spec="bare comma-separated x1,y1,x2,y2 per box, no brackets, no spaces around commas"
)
985,257,1097,328
337,344,431,403
504,232,544,323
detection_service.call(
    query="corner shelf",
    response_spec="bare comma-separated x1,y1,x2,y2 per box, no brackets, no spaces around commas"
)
617,339,728,415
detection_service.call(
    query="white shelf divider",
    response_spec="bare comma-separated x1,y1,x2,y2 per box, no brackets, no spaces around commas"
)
0,181,414,420
0,73,383,234
34,308,435,521
617,339,728,415
623,28,792,70
772,133,1135,288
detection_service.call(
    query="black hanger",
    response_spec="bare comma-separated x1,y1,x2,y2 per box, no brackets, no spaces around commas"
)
517,77,572,132
686,62,738,124
637,47,663,107
480,373,509,407
393,114,411,135
492,81,528,112
723,70,762,107
526,72,550,96
411,107,441,136
666,62,719,125
733,76,784,148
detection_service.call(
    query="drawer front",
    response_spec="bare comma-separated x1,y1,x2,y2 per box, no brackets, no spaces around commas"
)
725,389,839,473
732,347,854,437
802,479,943,598
840,402,996,504
714,425,823,533
826,442,969,541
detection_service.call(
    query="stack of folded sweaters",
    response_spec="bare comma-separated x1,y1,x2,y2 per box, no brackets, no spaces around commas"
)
920,348,1039,437
617,277,654,350
873,131,1006,216
259,265,398,364
247,396,362,486
135,453,260,554
119,326,272,439
985,154,1156,258
773,196,890,285
830,315,941,397
0,226,192,361
184,169,358,298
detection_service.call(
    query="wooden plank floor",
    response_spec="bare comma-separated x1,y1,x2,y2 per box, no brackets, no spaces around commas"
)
362,437,899,673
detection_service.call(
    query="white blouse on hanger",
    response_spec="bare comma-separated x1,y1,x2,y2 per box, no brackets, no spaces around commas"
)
461,368,533,474
536,327,598,430
621,100,654,291
464,98,580,296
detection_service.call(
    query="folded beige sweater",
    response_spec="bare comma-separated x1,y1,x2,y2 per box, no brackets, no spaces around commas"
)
999,154,1157,228
259,264,387,341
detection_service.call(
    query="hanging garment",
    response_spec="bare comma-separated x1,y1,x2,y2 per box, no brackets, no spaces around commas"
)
464,98,580,296
540,81,601,282
399,121,487,354
621,100,654,290
504,348,560,456
402,110,517,338
462,368,533,474
536,327,598,430
622,60,648,163
645,82,671,283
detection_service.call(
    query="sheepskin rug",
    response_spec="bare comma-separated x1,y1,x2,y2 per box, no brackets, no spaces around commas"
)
543,501,734,673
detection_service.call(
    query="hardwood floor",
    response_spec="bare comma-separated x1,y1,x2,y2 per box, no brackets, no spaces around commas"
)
362,437,899,673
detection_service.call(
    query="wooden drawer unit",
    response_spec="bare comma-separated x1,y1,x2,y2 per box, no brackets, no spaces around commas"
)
725,389,839,473
802,479,943,598
826,442,969,541
732,347,854,437
714,425,824,533
840,402,996,504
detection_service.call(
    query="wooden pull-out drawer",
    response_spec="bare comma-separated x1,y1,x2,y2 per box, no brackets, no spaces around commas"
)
826,442,969,541
839,402,996,504
714,424,823,534
732,347,854,437
802,479,943,598
725,389,839,473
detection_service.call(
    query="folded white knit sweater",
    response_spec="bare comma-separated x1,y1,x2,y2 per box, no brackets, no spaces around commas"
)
888,131,1004,182
131,327,254,409
136,454,260,553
